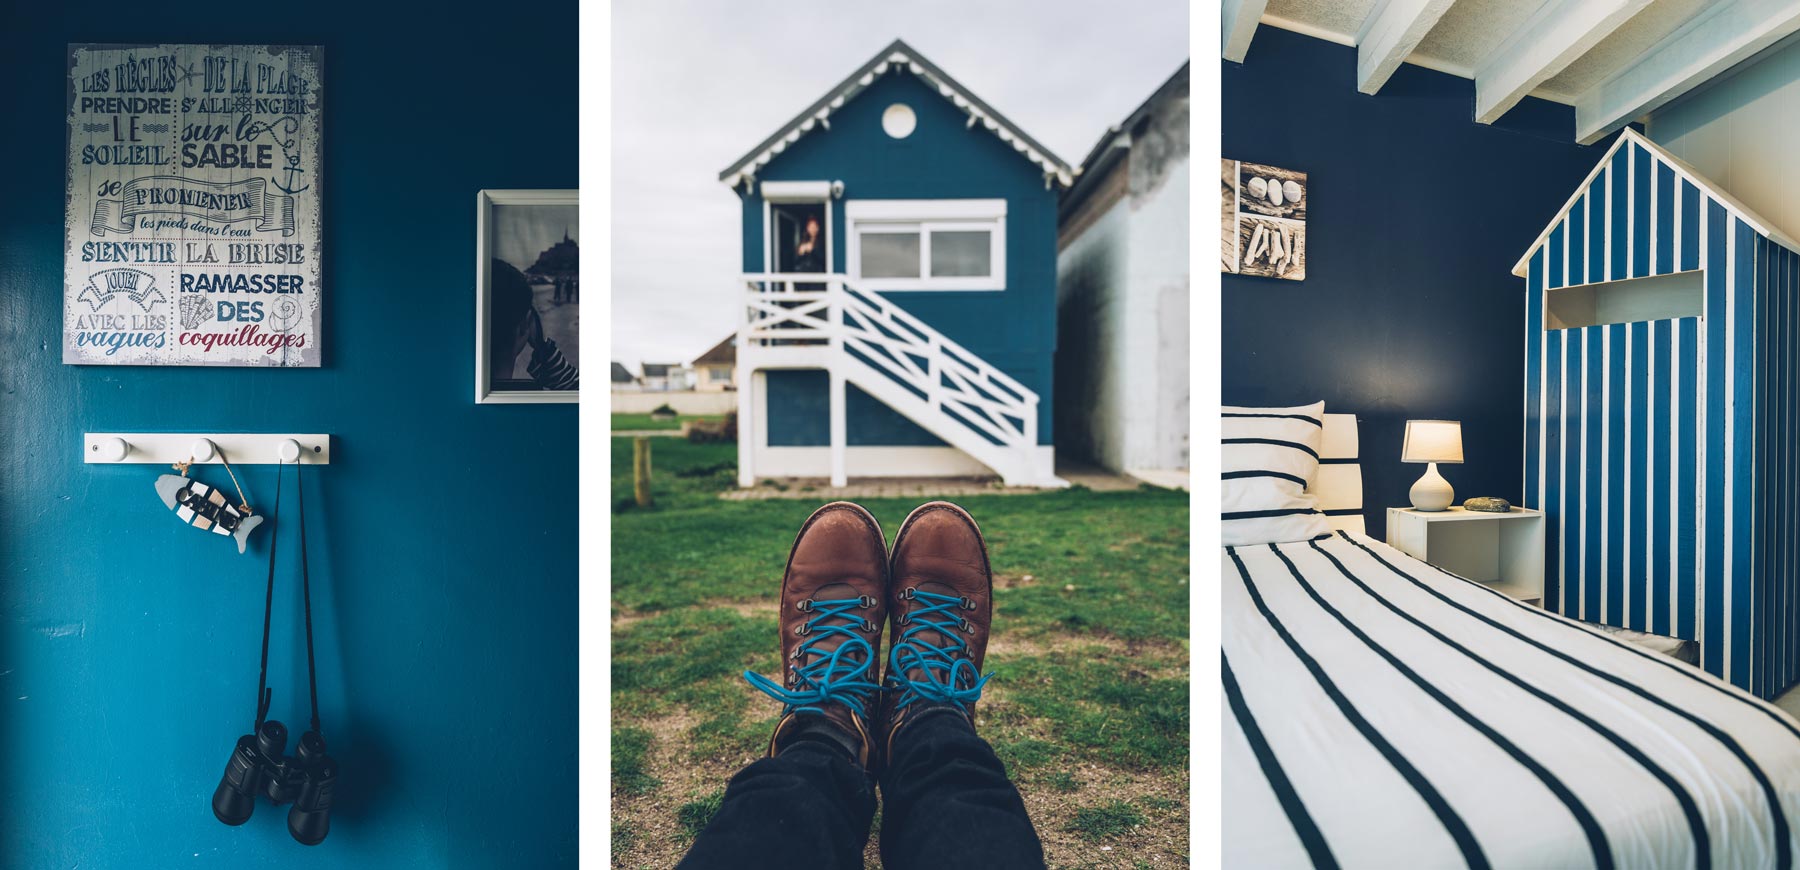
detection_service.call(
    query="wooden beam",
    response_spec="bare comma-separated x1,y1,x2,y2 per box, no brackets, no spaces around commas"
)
1356,0,1457,94
1223,0,1269,63
1574,0,1800,144
1474,0,1653,124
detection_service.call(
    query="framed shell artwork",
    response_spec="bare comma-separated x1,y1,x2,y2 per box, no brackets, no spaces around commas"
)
1221,159,1305,281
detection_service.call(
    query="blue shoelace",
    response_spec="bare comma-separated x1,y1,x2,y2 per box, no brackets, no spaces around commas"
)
886,589,993,715
744,597,880,717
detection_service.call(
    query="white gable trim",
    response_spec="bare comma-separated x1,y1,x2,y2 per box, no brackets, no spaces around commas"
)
720,42,1075,192
1512,127,1800,277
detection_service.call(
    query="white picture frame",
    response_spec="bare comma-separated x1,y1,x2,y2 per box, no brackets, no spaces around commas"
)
475,189,580,404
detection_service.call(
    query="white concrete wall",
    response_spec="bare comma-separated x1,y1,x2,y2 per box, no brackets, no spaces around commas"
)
1058,202,1134,471
1128,157,1191,474
1055,99,1190,476
1650,38,1800,242
610,391,737,415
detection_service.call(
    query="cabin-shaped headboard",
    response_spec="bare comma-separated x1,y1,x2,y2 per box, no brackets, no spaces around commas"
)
1310,413,1363,534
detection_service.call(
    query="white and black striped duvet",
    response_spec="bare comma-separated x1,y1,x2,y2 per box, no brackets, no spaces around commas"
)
1224,532,1800,869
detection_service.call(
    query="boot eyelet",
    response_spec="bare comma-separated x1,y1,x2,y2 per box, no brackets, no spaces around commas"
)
960,596,975,611
797,599,813,613
858,595,874,608
900,613,912,625
959,617,972,632
795,624,811,636
864,618,877,632
901,587,916,600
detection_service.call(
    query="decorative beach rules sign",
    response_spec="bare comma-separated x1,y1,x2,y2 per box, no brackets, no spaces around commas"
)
64,44,323,366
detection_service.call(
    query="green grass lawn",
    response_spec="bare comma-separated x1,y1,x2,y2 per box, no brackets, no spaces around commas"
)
611,413,723,432
611,437,1190,868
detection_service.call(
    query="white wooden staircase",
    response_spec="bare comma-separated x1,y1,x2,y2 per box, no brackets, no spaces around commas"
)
735,273,1065,488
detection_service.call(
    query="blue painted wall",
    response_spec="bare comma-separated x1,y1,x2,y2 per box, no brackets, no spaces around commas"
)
1222,26,1610,537
0,4,578,867
738,70,1058,445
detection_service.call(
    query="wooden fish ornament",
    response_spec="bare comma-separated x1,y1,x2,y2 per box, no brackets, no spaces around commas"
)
156,474,263,553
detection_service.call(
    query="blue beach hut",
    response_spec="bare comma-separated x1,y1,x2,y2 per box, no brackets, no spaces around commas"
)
1517,127,1800,698
720,39,1074,488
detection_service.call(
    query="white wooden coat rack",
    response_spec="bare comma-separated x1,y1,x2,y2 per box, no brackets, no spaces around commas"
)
83,433,331,465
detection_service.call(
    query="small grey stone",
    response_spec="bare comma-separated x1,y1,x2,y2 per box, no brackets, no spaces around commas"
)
1463,497,1512,513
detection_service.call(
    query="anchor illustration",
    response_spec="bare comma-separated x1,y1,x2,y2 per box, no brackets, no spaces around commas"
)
246,117,311,196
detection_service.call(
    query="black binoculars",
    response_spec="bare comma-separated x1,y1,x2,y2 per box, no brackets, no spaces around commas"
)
212,719,339,845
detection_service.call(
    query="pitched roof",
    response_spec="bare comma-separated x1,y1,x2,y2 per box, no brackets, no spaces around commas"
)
691,334,736,366
1062,60,1188,216
610,361,636,383
641,363,681,377
718,38,1074,190
1512,127,1800,278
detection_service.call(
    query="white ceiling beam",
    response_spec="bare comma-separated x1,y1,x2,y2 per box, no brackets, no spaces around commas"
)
1223,0,1270,63
1356,0,1457,94
1574,0,1800,144
1473,0,1653,124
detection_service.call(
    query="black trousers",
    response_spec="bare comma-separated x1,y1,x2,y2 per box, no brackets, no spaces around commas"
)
678,709,1045,870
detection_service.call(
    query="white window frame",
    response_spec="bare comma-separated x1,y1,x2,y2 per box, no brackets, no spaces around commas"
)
762,181,834,276
846,199,1006,291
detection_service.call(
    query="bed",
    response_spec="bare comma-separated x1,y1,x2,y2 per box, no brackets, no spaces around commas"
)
1224,414,1800,869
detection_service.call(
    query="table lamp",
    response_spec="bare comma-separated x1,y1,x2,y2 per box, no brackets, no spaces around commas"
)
1402,420,1463,511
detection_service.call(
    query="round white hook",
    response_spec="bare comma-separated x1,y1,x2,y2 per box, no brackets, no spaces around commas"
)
190,438,217,463
98,437,128,463
278,439,302,463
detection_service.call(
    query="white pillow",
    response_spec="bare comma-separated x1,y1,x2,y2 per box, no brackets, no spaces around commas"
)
1222,402,1332,546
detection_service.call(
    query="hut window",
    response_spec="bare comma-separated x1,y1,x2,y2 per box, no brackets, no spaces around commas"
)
882,103,917,138
860,230,922,278
845,199,1006,291
1543,270,1704,330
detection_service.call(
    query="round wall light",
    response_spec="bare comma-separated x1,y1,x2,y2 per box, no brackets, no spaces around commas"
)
882,103,917,139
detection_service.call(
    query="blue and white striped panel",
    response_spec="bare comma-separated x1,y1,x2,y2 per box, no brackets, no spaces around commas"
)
1309,413,1362,535
1523,133,1800,699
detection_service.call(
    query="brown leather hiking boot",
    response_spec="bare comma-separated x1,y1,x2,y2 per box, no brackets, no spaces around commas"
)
744,502,888,769
879,501,995,760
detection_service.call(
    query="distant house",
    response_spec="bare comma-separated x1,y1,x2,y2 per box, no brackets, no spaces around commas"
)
1054,62,1189,485
639,363,692,392
722,39,1075,487
611,361,639,391
691,335,736,392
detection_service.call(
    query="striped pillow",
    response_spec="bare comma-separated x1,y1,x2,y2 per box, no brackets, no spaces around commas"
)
1222,402,1332,546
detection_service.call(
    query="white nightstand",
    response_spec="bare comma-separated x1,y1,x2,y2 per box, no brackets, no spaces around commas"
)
1385,507,1546,606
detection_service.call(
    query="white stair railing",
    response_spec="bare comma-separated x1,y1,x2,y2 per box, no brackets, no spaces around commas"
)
738,273,1048,483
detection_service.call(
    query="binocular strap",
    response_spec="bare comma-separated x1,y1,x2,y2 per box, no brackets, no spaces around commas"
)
253,461,323,736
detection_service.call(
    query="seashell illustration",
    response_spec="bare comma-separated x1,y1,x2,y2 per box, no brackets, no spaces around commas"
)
1283,180,1303,204
178,293,213,330
1268,183,1284,206
1246,177,1267,199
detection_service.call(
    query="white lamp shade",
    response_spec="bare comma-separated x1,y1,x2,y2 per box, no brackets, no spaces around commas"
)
1402,419,1463,464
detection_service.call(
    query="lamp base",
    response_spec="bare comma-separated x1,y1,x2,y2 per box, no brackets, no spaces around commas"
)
1409,462,1454,511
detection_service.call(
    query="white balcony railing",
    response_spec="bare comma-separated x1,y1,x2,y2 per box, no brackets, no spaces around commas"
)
738,273,1039,452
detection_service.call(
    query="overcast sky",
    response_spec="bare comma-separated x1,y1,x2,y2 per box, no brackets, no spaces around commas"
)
610,0,1190,369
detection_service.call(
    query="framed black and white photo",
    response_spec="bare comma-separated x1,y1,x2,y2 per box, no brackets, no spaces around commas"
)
475,189,580,403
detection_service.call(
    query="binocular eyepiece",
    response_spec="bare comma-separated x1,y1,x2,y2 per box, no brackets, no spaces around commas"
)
211,719,338,845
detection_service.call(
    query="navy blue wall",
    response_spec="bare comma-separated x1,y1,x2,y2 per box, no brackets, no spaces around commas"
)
0,4,577,867
740,70,1058,445
1223,27,1611,536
